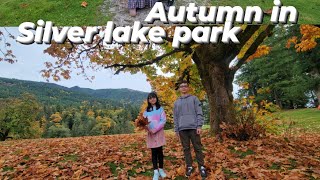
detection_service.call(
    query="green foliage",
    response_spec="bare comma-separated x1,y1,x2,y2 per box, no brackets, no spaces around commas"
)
46,125,71,138
236,25,313,109
0,93,41,141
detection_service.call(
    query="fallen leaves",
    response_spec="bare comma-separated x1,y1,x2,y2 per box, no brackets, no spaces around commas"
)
0,132,319,179
81,1,88,8
134,113,149,129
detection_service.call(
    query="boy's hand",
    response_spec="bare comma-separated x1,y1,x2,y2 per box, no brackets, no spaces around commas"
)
197,128,202,135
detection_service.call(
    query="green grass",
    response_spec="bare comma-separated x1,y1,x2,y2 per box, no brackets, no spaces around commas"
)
275,108,320,133
2,166,14,172
222,167,239,178
107,162,118,176
62,154,79,162
228,146,255,158
269,162,281,170
0,0,110,26
211,0,320,24
0,0,318,26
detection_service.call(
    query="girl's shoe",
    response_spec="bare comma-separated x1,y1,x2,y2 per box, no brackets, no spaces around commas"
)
153,169,160,180
129,8,137,17
159,168,167,178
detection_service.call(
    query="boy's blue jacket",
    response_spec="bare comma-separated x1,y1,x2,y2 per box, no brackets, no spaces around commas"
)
173,94,204,132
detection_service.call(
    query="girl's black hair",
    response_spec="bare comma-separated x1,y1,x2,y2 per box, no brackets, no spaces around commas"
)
146,92,161,112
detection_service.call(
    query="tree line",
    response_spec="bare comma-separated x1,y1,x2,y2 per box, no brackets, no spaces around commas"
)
0,93,140,141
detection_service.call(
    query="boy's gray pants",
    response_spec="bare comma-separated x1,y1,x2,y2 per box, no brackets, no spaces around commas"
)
179,129,204,167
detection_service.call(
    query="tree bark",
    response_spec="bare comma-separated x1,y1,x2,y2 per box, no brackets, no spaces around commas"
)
193,44,237,136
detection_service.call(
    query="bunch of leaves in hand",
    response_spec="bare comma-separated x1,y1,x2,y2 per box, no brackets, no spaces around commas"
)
134,113,149,129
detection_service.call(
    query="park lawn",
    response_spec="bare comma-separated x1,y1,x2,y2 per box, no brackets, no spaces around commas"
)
0,0,319,26
200,108,320,134
211,0,320,24
0,0,110,26
275,108,320,133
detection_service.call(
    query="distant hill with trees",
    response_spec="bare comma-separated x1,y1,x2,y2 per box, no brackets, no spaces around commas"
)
0,77,149,140
0,77,148,106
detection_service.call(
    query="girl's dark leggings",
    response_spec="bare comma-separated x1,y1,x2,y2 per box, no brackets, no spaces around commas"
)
151,146,164,170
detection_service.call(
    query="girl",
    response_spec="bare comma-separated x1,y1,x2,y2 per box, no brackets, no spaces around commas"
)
128,0,158,17
128,0,175,16
143,92,167,180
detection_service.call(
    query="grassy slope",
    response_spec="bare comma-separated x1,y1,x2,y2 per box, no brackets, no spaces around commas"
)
0,0,110,26
276,108,320,133
202,108,320,133
0,0,319,26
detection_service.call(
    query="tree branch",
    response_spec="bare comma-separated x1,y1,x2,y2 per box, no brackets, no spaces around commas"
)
105,47,192,74
78,38,104,56
232,25,275,73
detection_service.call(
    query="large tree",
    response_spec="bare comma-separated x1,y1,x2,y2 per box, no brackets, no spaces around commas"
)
43,25,274,137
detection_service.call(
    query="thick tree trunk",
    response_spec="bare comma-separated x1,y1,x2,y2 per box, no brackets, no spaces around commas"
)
193,44,237,136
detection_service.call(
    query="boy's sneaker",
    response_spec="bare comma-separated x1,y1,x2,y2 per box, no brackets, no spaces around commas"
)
153,169,159,180
159,168,166,178
185,166,193,177
200,166,207,178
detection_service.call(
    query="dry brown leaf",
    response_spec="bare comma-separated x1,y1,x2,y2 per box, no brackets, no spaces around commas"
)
81,1,88,7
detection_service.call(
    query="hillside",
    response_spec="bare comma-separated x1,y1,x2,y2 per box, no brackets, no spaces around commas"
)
0,77,148,106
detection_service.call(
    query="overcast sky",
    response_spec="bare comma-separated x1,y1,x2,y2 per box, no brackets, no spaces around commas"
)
0,27,152,92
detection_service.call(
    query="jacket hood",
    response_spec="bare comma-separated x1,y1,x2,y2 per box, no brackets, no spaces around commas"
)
179,94,192,99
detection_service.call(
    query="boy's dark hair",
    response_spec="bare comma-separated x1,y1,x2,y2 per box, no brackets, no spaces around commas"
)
146,92,161,112
175,80,189,90
179,80,189,86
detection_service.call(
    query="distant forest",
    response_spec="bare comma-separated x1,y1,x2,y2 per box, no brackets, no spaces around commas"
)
0,77,148,141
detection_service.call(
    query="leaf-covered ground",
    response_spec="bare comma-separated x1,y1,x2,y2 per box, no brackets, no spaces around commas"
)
1,131,319,179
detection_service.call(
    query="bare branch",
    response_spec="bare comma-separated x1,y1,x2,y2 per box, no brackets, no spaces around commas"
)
78,38,104,56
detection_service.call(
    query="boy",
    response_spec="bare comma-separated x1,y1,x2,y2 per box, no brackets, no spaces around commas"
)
173,80,207,178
